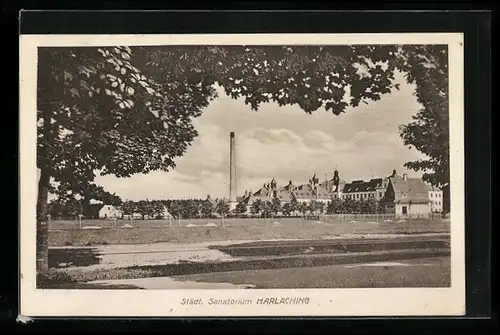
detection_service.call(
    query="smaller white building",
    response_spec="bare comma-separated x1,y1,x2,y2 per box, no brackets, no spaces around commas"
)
98,205,123,219
428,187,443,213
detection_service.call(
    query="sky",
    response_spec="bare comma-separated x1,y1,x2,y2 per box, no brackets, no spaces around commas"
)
94,71,427,201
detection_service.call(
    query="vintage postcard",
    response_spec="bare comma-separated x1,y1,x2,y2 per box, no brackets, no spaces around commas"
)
20,33,465,317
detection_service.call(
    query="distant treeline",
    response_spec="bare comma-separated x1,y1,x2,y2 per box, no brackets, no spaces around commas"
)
121,199,215,219
48,196,389,220
47,198,216,220
243,197,386,218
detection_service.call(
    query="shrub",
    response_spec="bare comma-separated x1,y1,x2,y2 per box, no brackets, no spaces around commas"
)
37,269,77,288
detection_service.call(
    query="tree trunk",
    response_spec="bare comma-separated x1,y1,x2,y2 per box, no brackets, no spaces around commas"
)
82,195,91,219
443,184,450,214
36,167,50,272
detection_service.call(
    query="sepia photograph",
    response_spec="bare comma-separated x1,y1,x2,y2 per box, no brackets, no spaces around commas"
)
20,33,465,317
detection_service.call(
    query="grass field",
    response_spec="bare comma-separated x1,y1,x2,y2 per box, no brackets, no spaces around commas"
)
39,256,450,289
172,257,451,288
48,218,450,246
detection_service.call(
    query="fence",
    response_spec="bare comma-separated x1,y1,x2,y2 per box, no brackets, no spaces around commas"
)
318,213,396,222
318,212,443,222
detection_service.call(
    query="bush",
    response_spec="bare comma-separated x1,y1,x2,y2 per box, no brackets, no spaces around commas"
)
37,269,77,288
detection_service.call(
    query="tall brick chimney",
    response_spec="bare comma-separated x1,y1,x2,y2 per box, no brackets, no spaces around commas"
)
229,132,237,202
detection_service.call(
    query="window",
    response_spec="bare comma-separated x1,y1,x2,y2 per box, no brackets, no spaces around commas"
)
402,206,408,215
356,194,359,199
379,192,383,198
430,193,433,198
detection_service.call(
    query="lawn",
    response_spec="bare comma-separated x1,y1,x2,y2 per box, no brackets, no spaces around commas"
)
39,248,450,288
39,256,451,289
48,218,450,247
172,257,451,288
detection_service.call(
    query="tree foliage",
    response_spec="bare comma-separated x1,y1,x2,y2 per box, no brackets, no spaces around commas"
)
308,200,324,215
235,200,247,217
362,198,378,214
281,202,292,216
163,199,207,219
289,196,299,215
326,197,344,214
200,200,215,218
396,46,450,211
298,202,309,216
270,196,282,217
251,199,263,217
215,199,230,218
121,200,136,216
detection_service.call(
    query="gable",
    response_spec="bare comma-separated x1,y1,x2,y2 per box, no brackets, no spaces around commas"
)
390,178,432,203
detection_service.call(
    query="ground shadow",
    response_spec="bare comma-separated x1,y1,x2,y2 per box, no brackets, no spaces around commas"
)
48,247,102,268
208,237,450,257
124,248,451,278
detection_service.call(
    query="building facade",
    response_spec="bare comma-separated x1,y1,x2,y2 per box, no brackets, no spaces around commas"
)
236,169,442,217
382,173,441,218
428,186,444,213
98,205,123,219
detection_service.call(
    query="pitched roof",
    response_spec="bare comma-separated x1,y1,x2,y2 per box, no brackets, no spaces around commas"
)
283,181,295,191
368,178,384,187
320,179,347,192
293,184,330,199
428,185,442,191
390,177,432,204
205,196,217,206
244,193,273,204
343,178,387,193
100,204,121,211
